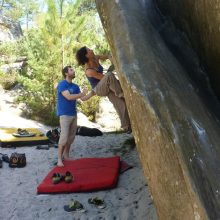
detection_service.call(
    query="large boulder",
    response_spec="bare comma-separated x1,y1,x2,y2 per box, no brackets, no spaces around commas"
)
0,15,24,73
155,0,220,102
0,14,22,42
96,0,220,219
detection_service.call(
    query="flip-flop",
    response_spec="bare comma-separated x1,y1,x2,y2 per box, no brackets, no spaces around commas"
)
12,132,36,137
13,128,36,137
88,197,106,209
64,171,74,183
64,199,86,213
0,153,9,163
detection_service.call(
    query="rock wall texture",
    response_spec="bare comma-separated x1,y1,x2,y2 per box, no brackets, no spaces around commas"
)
0,15,22,42
155,0,220,101
96,0,220,219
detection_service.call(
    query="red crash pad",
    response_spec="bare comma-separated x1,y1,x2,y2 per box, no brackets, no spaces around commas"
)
37,156,120,194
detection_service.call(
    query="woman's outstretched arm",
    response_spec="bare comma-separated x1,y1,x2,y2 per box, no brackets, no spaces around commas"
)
96,54,112,62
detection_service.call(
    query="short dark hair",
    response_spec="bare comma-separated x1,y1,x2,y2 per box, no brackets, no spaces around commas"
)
62,66,71,78
76,46,88,66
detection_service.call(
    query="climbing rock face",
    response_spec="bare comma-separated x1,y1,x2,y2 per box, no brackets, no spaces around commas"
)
0,15,23,72
155,0,220,101
0,15,22,42
96,0,220,219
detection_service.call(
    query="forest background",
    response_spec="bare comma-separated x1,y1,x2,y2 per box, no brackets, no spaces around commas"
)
0,0,110,125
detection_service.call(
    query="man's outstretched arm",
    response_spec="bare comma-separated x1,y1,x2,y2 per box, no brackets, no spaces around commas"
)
80,90,96,101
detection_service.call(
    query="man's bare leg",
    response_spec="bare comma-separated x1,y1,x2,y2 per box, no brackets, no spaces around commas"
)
57,144,65,167
63,116,77,160
63,144,71,160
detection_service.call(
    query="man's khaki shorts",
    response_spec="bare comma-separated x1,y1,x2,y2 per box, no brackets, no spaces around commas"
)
58,115,77,146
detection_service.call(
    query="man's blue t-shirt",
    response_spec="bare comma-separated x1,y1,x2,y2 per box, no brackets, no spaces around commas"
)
57,80,80,116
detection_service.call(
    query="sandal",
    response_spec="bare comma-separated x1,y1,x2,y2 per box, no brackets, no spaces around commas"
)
88,197,106,209
17,128,29,135
64,171,74,183
13,129,36,137
64,199,86,212
51,173,63,184
0,153,9,163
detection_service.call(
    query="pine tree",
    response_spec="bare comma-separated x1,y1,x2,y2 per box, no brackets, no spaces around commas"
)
0,0,39,25
17,0,109,125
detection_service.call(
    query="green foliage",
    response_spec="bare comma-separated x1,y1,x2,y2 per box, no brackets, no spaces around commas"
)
0,71,18,90
15,24,62,125
17,73,59,125
10,0,110,125
77,0,96,15
0,41,21,89
78,91,100,122
0,0,39,25
0,41,22,57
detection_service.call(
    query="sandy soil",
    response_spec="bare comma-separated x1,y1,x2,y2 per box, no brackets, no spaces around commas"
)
0,87,158,220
